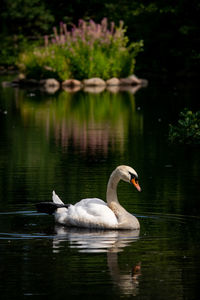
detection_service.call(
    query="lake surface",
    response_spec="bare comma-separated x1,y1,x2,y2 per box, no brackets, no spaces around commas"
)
0,76,200,299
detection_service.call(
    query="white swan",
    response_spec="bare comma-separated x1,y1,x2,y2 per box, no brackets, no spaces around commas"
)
52,165,141,230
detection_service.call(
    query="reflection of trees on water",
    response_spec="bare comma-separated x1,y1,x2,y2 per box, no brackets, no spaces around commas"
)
53,226,141,296
15,90,143,155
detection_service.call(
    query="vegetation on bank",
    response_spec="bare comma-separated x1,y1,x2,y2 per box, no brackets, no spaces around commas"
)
169,109,200,144
17,19,143,81
1,0,199,76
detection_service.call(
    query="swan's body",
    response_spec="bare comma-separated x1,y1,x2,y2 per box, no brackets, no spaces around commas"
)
52,165,141,230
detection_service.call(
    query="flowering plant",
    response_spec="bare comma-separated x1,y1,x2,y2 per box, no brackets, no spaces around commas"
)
18,18,143,80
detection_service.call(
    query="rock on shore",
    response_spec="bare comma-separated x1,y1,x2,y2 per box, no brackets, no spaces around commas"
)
83,78,106,86
9,74,148,93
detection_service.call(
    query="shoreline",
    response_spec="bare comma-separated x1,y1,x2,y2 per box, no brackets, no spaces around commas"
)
2,74,148,94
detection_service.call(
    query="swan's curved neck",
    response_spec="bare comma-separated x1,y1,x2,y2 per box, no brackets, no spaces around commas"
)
106,168,139,228
106,170,120,206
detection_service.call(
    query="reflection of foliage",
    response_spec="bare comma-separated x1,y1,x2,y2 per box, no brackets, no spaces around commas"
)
57,91,136,123
17,90,143,154
19,90,137,125
0,87,143,208
169,109,200,144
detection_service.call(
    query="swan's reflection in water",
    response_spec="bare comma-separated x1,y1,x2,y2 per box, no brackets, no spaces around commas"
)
53,226,140,253
53,226,141,296
107,253,141,296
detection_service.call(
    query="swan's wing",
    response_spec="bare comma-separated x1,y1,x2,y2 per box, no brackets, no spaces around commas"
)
67,198,118,229
52,191,68,224
52,190,64,205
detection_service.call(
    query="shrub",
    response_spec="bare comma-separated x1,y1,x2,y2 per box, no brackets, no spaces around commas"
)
169,109,200,144
18,18,143,80
18,46,71,80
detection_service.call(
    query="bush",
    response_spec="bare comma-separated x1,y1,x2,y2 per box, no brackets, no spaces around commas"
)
169,109,200,144
18,46,71,80
18,18,143,80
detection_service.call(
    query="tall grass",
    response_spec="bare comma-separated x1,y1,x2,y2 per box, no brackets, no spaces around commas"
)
18,18,143,80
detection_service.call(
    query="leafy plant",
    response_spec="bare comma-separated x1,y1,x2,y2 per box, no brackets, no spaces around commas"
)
18,18,143,80
169,109,200,144
18,46,71,80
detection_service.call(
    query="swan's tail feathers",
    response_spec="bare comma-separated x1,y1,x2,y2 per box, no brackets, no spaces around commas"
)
52,190,64,205
35,202,70,215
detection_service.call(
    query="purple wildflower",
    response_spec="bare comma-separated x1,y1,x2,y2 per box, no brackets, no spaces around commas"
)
110,22,115,35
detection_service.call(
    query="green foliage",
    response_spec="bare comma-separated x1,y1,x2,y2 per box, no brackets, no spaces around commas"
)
1,0,199,76
18,46,71,80
18,19,143,80
1,0,54,36
0,0,54,66
169,109,200,144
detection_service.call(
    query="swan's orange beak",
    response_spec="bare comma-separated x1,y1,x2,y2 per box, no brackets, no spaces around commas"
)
131,178,141,192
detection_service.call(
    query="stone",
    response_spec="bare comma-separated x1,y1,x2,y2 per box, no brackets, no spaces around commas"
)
40,78,60,88
39,78,60,94
119,78,134,85
44,85,59,94
83,78,106,86
120,74,148,86
62,86,81,93
40,85,59,94
119,85,143,94
106,77,120,86
128,74,148,86
18,73,26,80
62,79,82,87
106,86,120,93
128,74,142,84
83,86,106,94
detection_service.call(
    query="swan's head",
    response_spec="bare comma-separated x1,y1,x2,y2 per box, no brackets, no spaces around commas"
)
116,165,141,192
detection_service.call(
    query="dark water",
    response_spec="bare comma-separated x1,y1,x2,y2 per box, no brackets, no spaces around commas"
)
0,76,200,299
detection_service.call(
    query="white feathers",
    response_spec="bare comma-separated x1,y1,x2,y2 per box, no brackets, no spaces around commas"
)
52,190,64,205
67,198,118,229
52,192,118,229
51,165,140,230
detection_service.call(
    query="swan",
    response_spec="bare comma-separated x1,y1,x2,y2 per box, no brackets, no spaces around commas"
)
36,165,141,230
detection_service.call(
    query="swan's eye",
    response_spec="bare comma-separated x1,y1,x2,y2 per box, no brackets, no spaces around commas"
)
129,172,137,182
129,172,141,191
